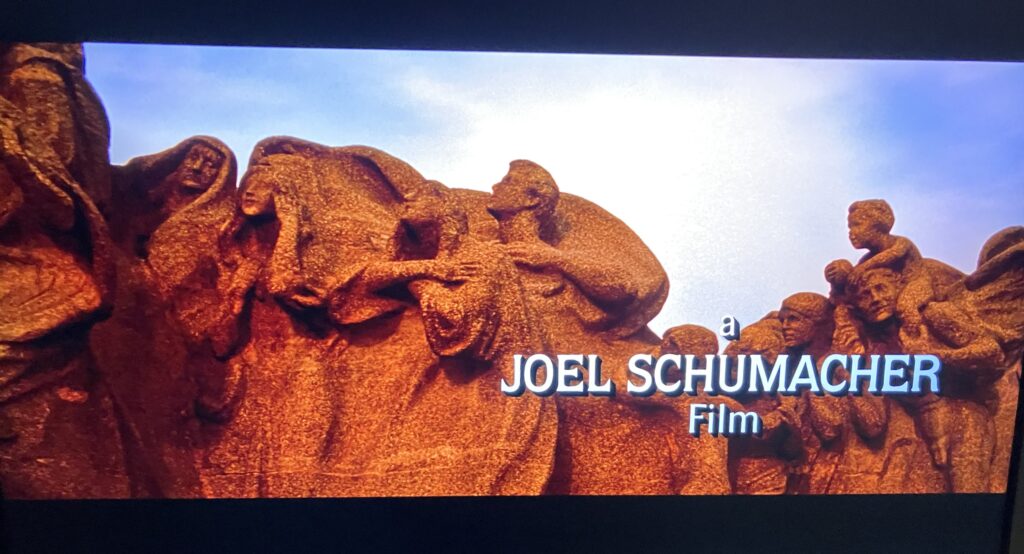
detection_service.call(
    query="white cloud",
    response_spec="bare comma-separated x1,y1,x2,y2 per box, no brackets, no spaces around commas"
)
388,55,880,336
84,46,1020,340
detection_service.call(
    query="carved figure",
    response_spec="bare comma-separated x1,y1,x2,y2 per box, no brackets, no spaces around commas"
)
830,268,946,493
900,226,1024,492
90,136,237,497
1,42,1020,498
652,324,734,494
723,319,802,494
195,149,338,497
325,181,557,495
0,44,127,498
778,292,845,494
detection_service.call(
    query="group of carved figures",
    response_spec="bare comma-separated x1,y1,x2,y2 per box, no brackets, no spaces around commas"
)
0,43,1021,498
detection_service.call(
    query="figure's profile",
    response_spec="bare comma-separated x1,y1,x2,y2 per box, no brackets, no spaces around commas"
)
0,42,1021,499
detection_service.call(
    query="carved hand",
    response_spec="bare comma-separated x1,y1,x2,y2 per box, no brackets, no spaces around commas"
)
825,259,853,285
426,259,483,283
504,241,564,269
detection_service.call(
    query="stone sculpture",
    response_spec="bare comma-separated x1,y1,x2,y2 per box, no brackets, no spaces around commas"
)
479,160,679,495
828,268,947,493
90,136,237,497
899,226,1024,492
0,43,127,498
777,292,845,494
0,42,1020,498
723,319,803,494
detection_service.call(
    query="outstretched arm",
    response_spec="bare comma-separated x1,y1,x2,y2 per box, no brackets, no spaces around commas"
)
504,241,637,305
858,235,915,271
360,259,480,293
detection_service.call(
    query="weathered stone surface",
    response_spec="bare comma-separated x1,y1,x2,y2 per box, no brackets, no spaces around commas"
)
90,136,238,497
724,318,803,494
0,43,127,499
0,43,1020,497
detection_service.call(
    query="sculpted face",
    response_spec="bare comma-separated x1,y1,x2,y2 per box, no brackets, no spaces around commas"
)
486,166,534,218
658,325,719,358
724,324,783,368
847,209,883,250
779,308,817,349
176,144,223,191
400,188,445,235
239,168,277,218
152,144,226,217
852,269,899,323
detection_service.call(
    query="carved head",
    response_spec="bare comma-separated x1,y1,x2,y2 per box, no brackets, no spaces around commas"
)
398,180,468,256
849,267,900,324
486,160,559,225
175,143,224,192
150,143,226,218
978,225,1024,268
847,199,894,250
657,325,719,358
239,171,277,218
725,320,785,366
779,292,831,349
238,154,311,219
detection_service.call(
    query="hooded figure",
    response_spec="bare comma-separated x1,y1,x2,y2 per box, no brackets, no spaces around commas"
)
90,136,238,497
323,180,558,495
1,43,113,225
0,44,127,498
105,136,236,279
194,137,436,497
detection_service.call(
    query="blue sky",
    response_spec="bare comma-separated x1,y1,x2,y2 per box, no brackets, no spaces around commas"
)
83,43,1024,336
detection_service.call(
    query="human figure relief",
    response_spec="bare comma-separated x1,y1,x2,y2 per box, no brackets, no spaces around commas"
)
777,293,846,494
211,138,449,498
325,181,557,495
828,268,946,493
0,43,128,498
0,43,112,216
90,137,237,497
824,199,964,483
722,319,803,494
480,160,676,494
900,226,1024,492
824,199,962,324
649,325,734,494
195,151,338,498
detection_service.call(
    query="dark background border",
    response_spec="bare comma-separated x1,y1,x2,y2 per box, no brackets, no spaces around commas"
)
3,0,1024,60
2,1,1024,552
1,495,1014,552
